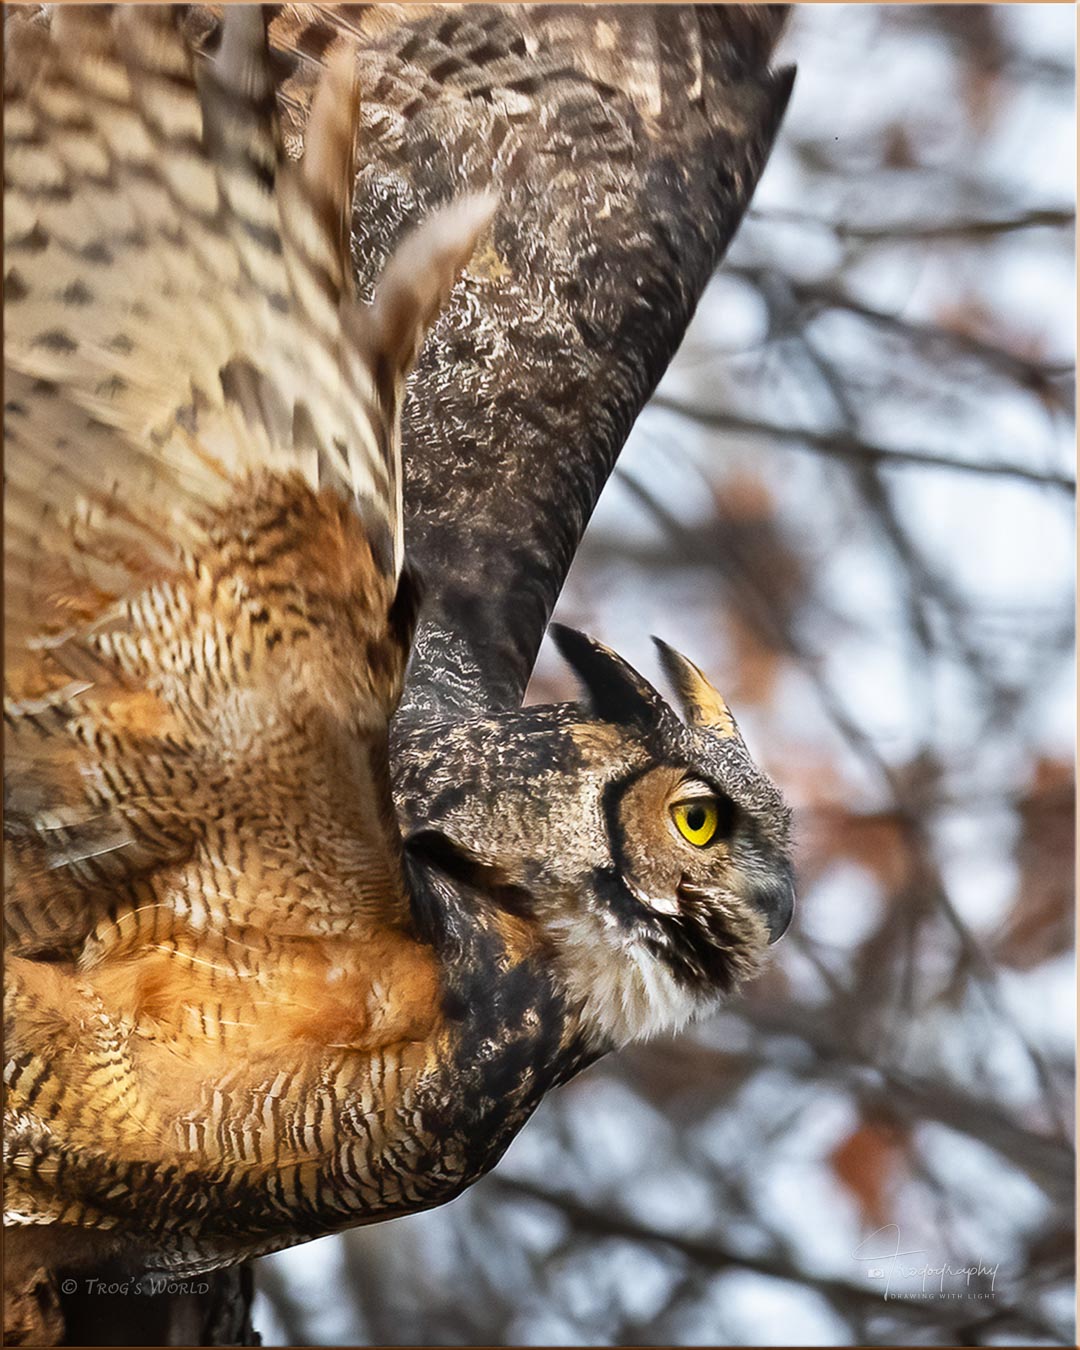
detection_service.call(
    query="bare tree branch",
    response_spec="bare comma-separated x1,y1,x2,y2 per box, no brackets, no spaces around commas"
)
749,205,1075,241
650,399,1075,490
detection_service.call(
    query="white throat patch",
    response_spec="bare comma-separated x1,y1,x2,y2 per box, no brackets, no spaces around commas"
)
544,905,716,1049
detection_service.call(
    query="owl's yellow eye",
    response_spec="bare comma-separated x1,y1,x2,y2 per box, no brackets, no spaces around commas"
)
671,799,720,847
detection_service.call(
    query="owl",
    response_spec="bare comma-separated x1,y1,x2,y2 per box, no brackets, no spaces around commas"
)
3,4,794,1343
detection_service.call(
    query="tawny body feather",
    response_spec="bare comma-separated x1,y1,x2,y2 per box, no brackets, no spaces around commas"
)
4,5,494,1270
3,2,794,1301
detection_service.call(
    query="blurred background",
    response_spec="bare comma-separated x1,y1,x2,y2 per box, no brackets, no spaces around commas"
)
254,6,1076,1345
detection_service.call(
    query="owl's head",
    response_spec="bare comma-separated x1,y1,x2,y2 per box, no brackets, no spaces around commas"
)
401,627,793,1049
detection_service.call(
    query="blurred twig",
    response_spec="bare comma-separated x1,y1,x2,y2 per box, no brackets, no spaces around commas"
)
488,1176,1056,1341
750,205,1075,241
651,398,1075,490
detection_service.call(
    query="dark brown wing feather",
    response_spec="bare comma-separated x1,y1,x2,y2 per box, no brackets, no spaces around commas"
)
233,3,794,718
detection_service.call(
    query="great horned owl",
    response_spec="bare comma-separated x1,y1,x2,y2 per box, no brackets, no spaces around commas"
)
3,2,794,1337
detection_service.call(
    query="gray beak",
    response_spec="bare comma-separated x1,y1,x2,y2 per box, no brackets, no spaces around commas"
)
755,860,795,944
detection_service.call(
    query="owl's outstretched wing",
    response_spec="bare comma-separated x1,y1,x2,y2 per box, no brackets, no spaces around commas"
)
240,4,793,720
4,6,487,958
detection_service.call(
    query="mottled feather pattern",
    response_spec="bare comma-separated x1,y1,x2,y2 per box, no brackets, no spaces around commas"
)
244,5,794,720
3,3,793,1288
4,4,493,1270
182,4,793,719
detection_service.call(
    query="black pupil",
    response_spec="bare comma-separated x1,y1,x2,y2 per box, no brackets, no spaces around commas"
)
686,805,707,832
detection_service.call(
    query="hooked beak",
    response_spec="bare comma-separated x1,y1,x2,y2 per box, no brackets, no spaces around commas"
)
755,860,795,943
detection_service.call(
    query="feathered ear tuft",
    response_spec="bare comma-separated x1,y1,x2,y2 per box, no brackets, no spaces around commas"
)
551,625,671,731
652,638,743,741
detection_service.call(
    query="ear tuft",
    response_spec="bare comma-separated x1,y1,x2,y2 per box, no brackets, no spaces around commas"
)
551,624,669,730
652,637,742,740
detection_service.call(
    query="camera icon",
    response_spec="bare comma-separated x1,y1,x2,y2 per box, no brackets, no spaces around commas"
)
867,1268,885,1279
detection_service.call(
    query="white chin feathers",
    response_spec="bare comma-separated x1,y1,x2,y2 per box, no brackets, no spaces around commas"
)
546,909,717,1049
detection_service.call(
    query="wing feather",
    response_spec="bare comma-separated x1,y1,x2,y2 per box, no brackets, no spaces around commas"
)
224,3,793,718
3,5,490,957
